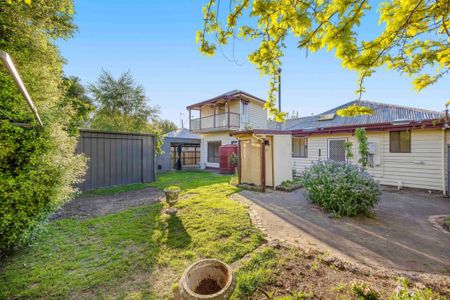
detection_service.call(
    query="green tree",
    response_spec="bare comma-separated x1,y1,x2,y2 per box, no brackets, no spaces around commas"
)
198,0,450,120
89,70,160,133
61,76,95,134
156,119,178,134
0,0,86,252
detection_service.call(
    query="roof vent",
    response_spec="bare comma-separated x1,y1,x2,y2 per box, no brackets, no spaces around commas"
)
318,113,335,121
391,119,411,125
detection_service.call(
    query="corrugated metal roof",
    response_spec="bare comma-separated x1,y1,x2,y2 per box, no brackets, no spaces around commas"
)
165,128,200,139
282,100,444,131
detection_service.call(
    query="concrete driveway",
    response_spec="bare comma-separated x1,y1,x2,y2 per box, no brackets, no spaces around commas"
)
237,188,450,274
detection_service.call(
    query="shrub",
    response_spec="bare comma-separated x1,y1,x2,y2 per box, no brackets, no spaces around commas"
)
351,280,379,300
389,278,444,300
300,161,380,217
0,122,86,254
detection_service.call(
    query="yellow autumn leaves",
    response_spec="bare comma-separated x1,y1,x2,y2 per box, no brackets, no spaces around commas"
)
197,0,450,121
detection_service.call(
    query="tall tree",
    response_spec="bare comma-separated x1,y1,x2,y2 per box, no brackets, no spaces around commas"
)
198,0,450,120
89,70,160,133
0,0,86,252
156,119,178,134
61,76,95,133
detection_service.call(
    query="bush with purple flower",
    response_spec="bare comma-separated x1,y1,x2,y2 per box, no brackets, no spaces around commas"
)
300,160,381,217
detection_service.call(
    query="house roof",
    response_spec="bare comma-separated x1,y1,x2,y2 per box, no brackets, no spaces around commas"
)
283,100,444,131
165,127,200,140
186,89,266,110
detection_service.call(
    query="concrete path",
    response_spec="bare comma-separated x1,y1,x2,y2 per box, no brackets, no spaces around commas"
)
235,188,450,274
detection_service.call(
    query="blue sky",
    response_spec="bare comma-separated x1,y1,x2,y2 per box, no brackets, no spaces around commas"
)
59,0,450,126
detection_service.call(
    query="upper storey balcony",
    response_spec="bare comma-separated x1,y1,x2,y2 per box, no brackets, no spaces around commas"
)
189,112,240,132
187,90,267,133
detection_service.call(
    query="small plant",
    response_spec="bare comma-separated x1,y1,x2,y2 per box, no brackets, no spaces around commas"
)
164,185,180,192
300,161,381,217
275,291,314,299
276,178,302,192
229,152,239,168
344,141,354,164
389,278,444,300
351,281,379,300
355,128,369,169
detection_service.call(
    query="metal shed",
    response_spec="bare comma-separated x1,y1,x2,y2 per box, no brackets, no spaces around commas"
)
157,128,201,172
76,129,156,191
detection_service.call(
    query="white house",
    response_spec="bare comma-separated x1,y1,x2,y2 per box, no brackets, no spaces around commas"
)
188,91,449,194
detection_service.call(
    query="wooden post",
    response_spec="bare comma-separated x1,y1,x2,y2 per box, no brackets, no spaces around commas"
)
213,104,216,129
199,109,202,130
237,140,242,184
188,109,191,130
227,97,231,130
261,140,266,192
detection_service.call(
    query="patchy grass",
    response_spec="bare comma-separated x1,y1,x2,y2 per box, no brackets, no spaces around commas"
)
0,171,262,299
81,170,233,197
232,247,277,300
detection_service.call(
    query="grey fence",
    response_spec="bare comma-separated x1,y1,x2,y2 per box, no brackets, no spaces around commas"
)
76,129,156,191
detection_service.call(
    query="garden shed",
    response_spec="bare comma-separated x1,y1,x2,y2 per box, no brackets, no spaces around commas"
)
233,130,292,191
76,129,156,191
157,128,201,172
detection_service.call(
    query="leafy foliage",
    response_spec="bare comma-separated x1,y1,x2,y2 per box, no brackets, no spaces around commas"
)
89,69,160,133
0,0,86,253
88,69,165,152
344,141,354,163
60,76,95,134
337,104,374,118
389,278,445,300
198,0,450,120
156,119,178,134
351,281,380,300
300,161,380,217
355,128,369,169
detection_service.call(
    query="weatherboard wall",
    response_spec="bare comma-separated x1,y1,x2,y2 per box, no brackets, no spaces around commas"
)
292,129,444,191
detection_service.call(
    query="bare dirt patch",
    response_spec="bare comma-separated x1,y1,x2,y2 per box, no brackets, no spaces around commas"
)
253,243,450,299
51,188,163,220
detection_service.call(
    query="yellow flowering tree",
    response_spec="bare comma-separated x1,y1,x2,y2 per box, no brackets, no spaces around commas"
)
197,0,450,120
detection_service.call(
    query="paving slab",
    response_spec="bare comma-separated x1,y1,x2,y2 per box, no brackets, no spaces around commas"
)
235,188,450,274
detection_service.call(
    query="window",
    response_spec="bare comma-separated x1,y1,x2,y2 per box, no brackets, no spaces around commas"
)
207,141,221,163
242,102,249,123
328,139,346,162
292,137,308,157
390,131,411,153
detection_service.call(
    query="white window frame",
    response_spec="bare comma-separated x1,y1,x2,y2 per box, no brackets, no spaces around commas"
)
327,138,347,161
242,101,249,123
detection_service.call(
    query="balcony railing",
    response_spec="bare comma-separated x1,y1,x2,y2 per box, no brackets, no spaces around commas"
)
190,112,240,132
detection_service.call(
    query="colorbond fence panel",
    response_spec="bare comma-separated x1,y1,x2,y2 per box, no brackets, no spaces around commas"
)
77,129,155,191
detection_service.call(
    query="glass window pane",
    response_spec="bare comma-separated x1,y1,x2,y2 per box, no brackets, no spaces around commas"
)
400,131,411,153
390,131,400,153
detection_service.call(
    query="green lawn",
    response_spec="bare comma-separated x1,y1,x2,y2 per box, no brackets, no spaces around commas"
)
0,171,263,299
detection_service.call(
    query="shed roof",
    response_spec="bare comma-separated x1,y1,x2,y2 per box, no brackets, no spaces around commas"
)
165,127,200,139
282,100,444,131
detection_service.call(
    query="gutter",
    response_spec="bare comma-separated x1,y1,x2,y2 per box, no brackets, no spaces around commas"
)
291,119,445,136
